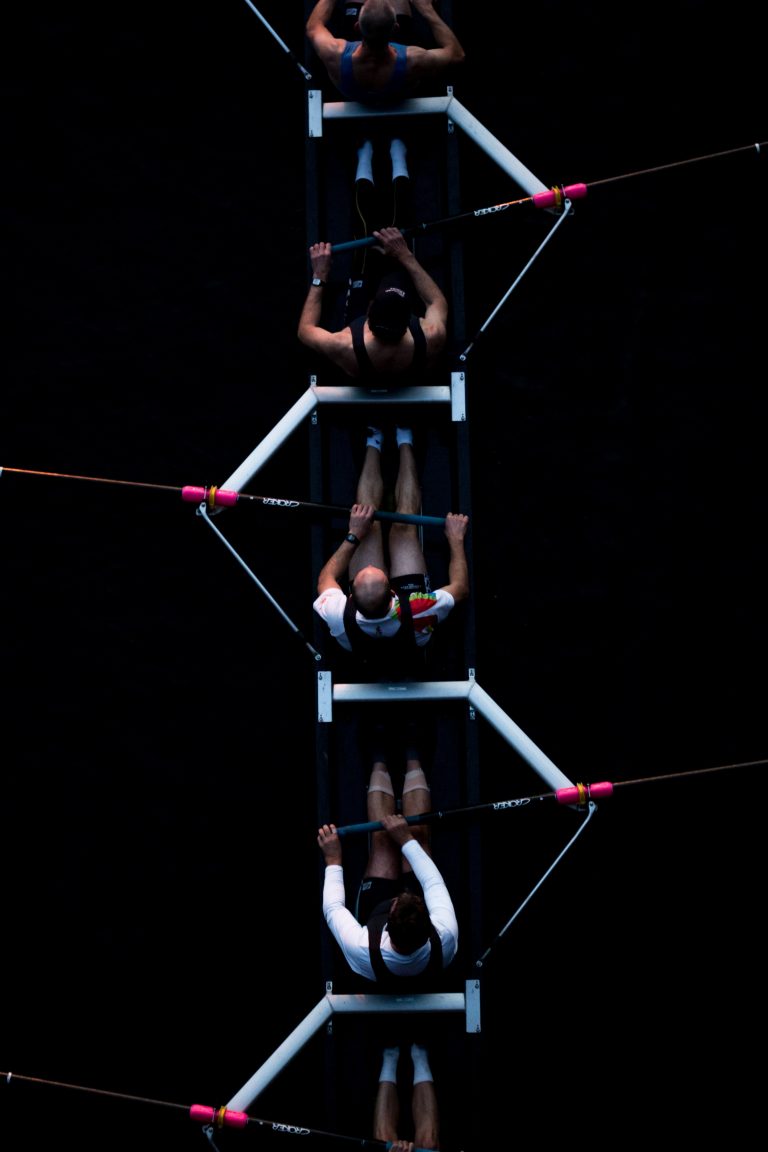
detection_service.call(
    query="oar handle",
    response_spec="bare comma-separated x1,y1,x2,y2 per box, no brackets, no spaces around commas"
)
337,813,432,838
374,509,445,527
331,226,417,254
331,235,377,254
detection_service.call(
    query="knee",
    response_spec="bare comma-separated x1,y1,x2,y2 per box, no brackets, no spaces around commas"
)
389,523,419,545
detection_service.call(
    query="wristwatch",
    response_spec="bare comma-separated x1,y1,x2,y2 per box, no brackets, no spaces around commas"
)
311,276,326,288
345,532,360,546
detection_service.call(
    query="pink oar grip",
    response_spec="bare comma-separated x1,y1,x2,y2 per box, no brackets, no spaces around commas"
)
555,781,614,804
181,486,239,507
531,183,588,209
189,1105,249,1129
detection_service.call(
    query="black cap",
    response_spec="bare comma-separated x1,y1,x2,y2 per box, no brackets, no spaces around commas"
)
368,286,409,343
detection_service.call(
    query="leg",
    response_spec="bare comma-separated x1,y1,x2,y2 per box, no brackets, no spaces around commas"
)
390,173,411,229
400,752,431,867
389,139,411,230
344,144,383,323
411,1080,440,1150
389,441,427,580
372,1079,400,1143
352,143,375,282
364,758,401,879
349,442,386,580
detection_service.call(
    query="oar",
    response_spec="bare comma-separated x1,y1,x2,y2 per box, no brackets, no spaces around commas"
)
333,759,766,836
1,1071,438,1151
335,783,610,836
330,184,587,253
1,466,447,526
330,139,766,253
190,1103,435,1149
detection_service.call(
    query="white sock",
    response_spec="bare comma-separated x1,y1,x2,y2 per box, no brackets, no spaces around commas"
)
366,426,383,452
390,138,408,181
379,1046,400,1084
356,140,374,184
411,1043,433,1085
395,426,413,448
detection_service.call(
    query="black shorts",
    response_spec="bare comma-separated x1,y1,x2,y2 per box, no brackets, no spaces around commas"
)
392,573,432,597
355,874,424,925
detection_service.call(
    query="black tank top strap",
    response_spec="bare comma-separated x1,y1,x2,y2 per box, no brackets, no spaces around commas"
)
343,593,369,657
350,315,375,380
408,315,426,373
396,586,415,640
343,592,416,660
366,901,392,983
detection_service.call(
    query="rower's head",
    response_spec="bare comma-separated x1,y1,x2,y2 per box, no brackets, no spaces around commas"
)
387,891,430,955
368,285,409,344
350,565,393,618
357,0,399,49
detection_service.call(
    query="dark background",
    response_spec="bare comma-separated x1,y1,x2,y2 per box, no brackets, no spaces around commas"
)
4,3,766,1149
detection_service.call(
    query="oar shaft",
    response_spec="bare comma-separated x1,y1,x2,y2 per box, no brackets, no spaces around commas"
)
336,794,555,836
329,186,587,253
191,1103,435,1149
331,209,493,253
1,465,179,494
2,469,448,526
182,487,447,525
336,766,761,837
335,783,620,836
338,812,436,837
2,1075,429,1150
